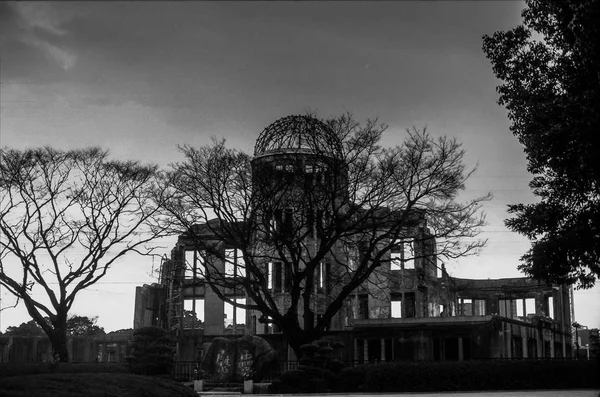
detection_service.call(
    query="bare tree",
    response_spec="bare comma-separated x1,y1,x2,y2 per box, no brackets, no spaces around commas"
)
0,147,169,361
160,114,490,356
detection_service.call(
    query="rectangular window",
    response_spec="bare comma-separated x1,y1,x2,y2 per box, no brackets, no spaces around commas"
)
284,264,292,292
391,251,402,270
274,262,283,292
460,298,473,316
267,262,273,289
183,299,205,329
499,299,516,318
236,298,246,325
403,240,415,269
225,249,235,277
405,292,416,318
473,299,486,316
225,249,246,278
390,240,414,270
525,298,535,316
547,296,554,318
319,263,324,289
391,294,402,318
358,295,369,320
224,298,247,328
185,250,206,280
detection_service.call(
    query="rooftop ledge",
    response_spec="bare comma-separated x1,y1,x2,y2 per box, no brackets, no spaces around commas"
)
352,314,565,329
353,315,496,328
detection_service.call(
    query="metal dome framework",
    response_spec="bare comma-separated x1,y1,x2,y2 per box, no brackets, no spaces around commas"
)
254,115,344,159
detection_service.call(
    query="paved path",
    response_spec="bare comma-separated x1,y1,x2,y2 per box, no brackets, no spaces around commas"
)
252,391,600,397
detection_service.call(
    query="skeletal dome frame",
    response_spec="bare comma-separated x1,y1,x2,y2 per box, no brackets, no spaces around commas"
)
253,115,343,159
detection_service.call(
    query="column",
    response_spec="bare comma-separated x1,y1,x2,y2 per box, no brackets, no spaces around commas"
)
458,338,464,361
381,339,386,362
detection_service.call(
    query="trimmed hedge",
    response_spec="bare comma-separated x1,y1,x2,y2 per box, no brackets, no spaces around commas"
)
334,360,600,392
0,362,128,378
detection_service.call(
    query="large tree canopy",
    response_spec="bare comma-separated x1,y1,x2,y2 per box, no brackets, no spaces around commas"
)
0,147,169,361
160,113,490,355
4,315,105,337
483,0,600,288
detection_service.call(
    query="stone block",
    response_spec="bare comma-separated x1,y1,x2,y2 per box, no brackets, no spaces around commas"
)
203,335,277,382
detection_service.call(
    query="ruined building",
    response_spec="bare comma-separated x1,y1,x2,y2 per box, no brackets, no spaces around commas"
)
134,115,573,362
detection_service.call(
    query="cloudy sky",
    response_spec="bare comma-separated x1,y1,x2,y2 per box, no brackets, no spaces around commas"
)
1,1,598,332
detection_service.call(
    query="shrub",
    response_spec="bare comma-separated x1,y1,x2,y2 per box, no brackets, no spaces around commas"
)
334,366,367,392
128,326,174,376
336,359,600,393
0,362,128,378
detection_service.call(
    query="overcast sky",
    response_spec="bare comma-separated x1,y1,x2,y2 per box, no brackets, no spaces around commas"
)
1,1,598,332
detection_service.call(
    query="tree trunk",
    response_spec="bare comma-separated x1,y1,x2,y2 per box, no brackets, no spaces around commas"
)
49,312,70,362
279,314,321,360
49,330,70,362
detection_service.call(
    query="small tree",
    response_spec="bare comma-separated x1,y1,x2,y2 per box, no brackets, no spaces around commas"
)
0,147,170,361
160,114,490,356
129,326,174,375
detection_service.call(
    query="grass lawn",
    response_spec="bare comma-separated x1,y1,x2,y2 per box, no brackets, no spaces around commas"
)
0,372,198,397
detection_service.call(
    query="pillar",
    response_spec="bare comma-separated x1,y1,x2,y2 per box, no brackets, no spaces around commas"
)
458,338,464,361
381,339,386,361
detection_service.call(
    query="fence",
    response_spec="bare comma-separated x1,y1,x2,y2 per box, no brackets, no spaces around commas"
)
171,356,589,382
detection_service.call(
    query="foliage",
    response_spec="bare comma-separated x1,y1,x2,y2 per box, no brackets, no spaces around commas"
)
335,360,599,392
483,0,600,288
66,315,105,336
4,316,105,337
128,326,174,375
0,362,127,379
0,372,198,397
159,113,490,355
0,147,170,361
182,310,203,330
4,320,46,337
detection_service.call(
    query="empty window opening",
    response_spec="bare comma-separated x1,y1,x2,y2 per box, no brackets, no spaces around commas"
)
546,296,554,318
391,294,402,318
405,292,416,318
274,262,283,292
183,299,205,329
459,298,473,316
391,240,415,270
473,299,486,316
358,295,369,320
267,262,273,289
185,250,206,280
225,248,246,278
224,298,246,328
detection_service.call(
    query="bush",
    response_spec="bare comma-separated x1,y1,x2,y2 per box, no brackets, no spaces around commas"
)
0,362,127,378
336,360,600,393
128,326,174,376
334,366,367,392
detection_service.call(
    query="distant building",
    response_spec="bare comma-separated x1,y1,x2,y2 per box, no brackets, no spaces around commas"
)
134,115,574,362
575,327,600,359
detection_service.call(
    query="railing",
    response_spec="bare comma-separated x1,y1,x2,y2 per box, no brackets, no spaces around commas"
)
171,356,588,383
172,361,200,382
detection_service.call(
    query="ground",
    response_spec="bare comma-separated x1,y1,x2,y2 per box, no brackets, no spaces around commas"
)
0,372,198,397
